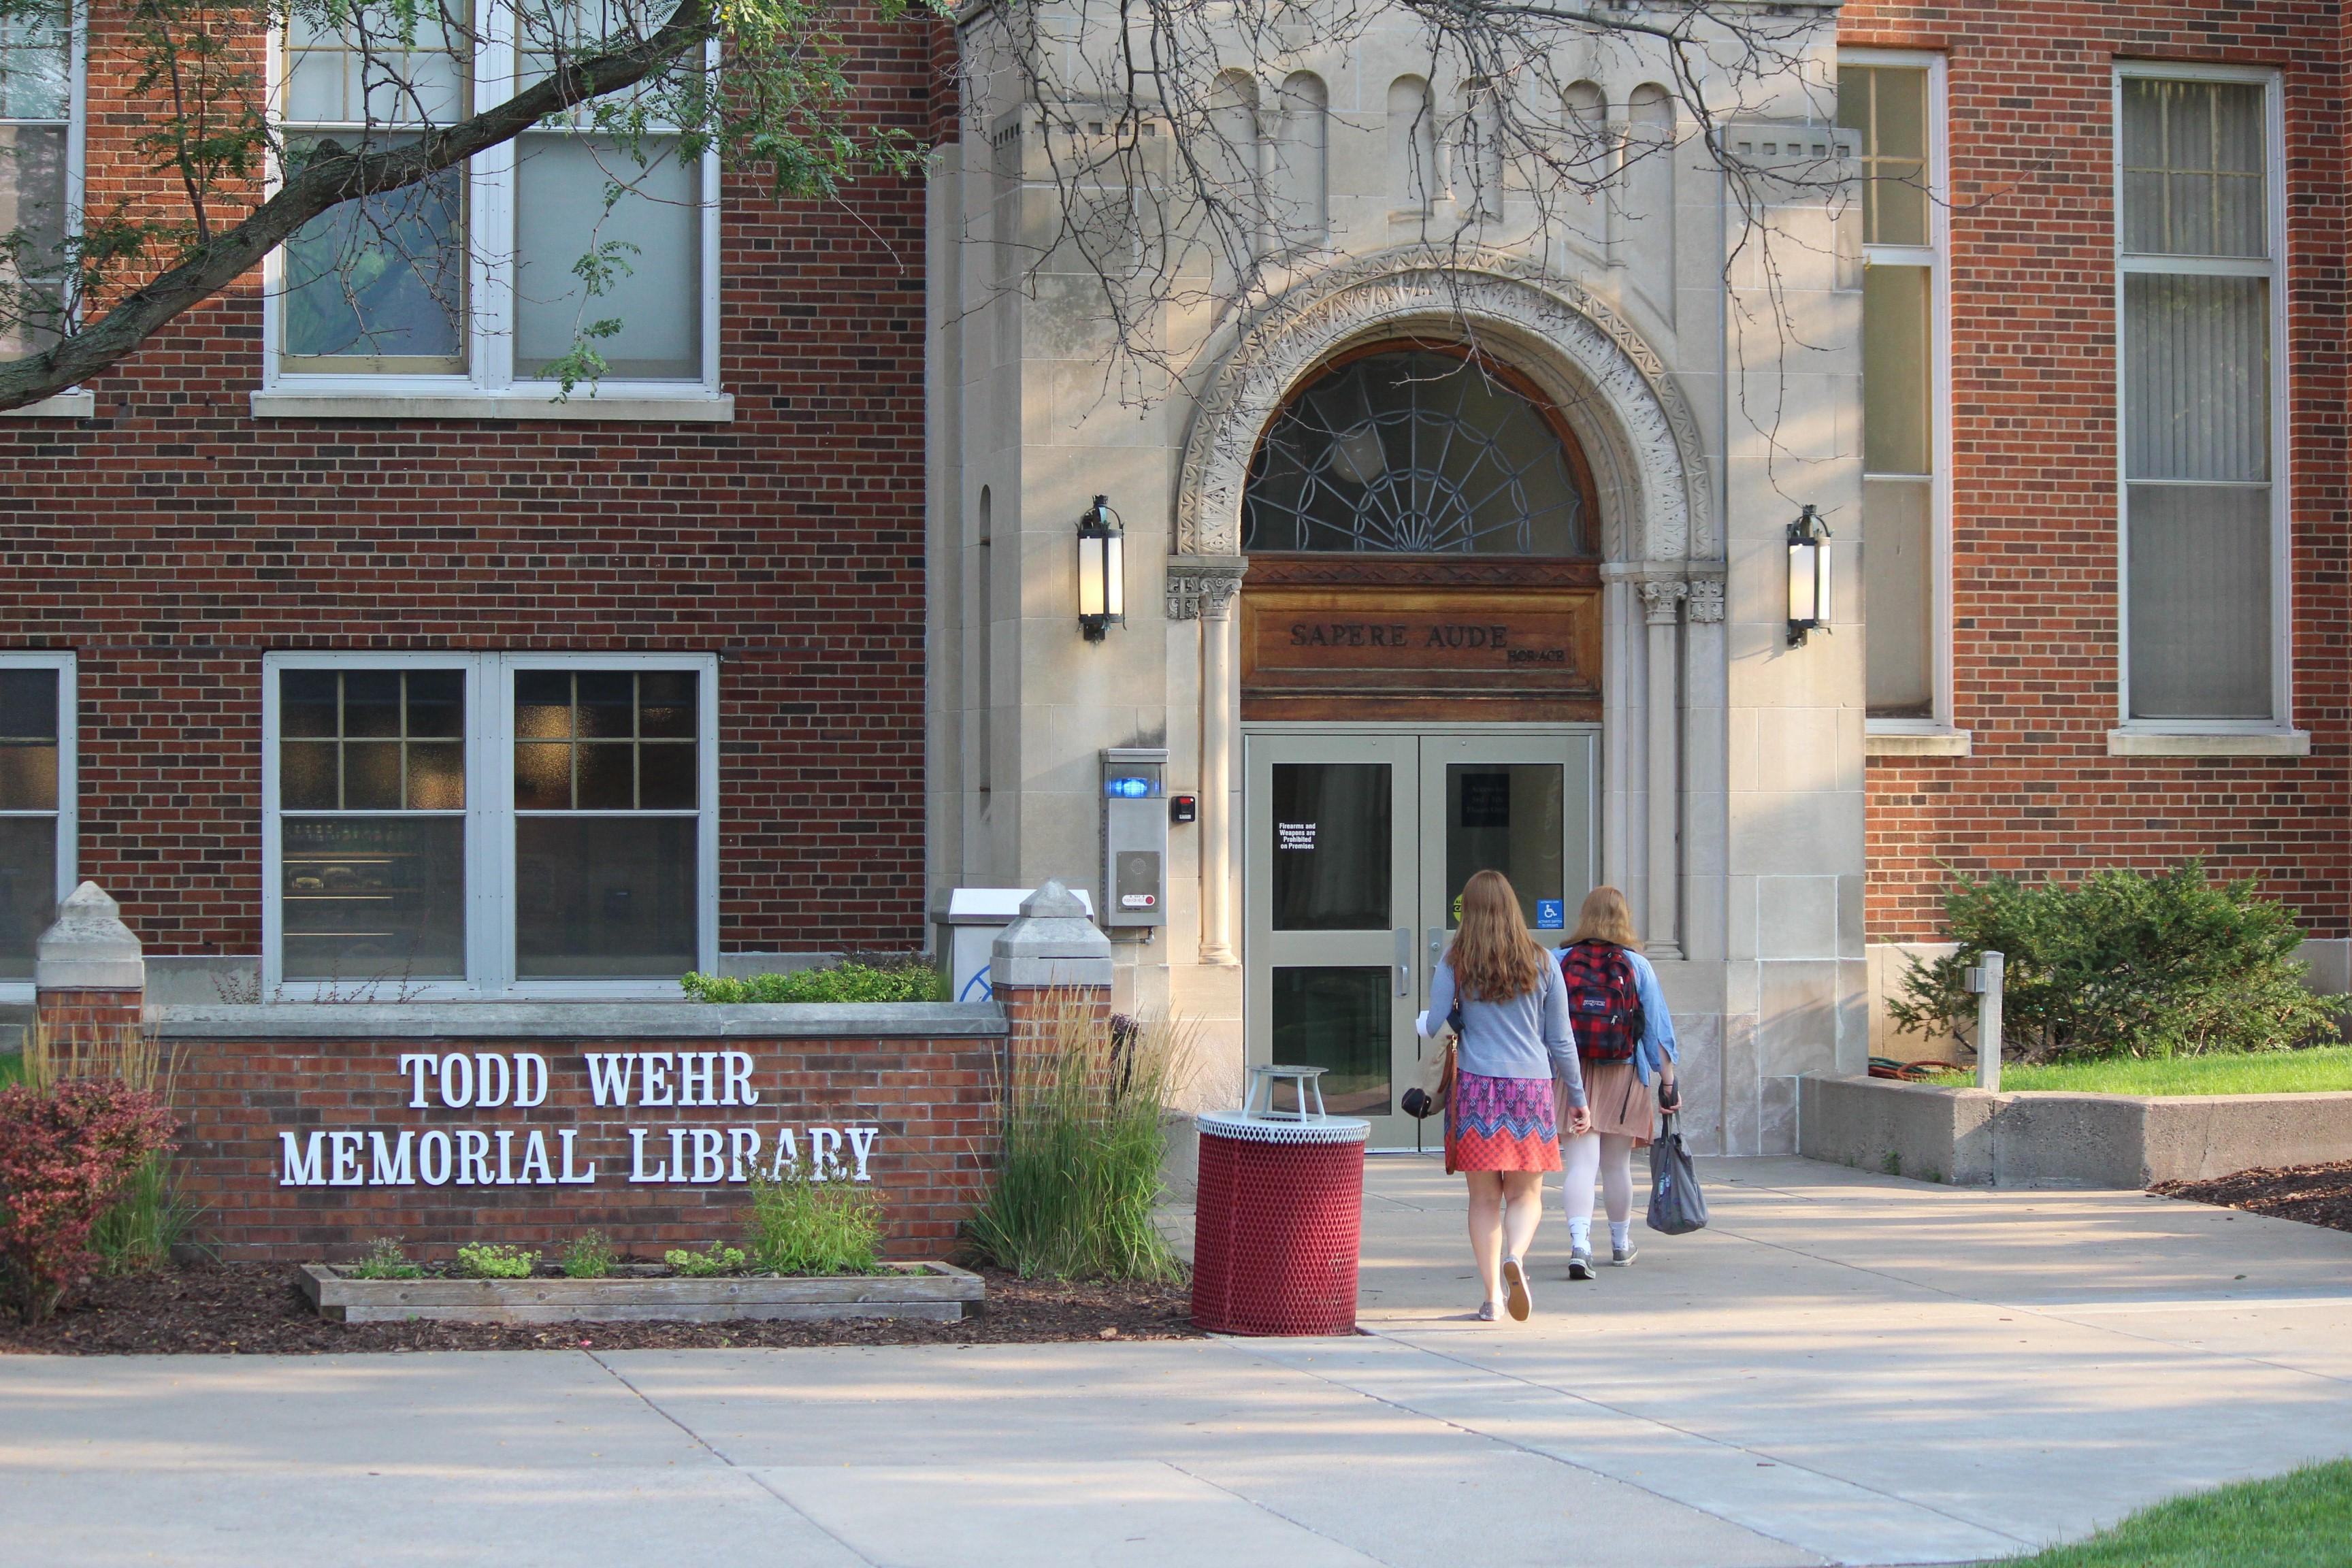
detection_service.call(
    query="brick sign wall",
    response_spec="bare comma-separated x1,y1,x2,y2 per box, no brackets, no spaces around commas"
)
167,1026,1002,1262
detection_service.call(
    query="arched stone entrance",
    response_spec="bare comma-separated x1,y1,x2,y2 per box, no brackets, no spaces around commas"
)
1169,248,1720,994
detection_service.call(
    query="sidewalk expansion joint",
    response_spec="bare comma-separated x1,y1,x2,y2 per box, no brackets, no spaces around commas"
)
583,1350,881,1567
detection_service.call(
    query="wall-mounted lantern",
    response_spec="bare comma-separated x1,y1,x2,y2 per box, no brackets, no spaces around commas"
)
1077,494,1125,642
1785,504,1831,647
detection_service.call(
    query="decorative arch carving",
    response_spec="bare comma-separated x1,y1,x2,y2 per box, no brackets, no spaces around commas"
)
1173,247,1711,569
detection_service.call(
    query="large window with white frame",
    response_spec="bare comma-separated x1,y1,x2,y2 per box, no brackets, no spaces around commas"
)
1839,52,1948,729
0,0,78,365
265,0,720,403
2115,66,2286,728
0,654,74,989
262,651,717,994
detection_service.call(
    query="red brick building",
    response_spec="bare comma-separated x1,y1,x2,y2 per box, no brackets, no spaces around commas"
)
1837,3,2351,1029
0,10,942,1001
1,0,2346,1142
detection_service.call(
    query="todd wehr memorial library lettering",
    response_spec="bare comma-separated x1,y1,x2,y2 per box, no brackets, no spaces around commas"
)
275,1048,884,1190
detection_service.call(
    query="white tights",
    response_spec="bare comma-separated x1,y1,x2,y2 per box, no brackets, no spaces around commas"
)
1561,1130,1637,1229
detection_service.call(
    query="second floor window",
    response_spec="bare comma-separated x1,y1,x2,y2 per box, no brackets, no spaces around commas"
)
269,0,716,396
1840,57,1943,726
2117,71,2281,725
0,5,71,362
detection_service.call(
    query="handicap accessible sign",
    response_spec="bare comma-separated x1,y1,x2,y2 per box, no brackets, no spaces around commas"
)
1535,900,1565,929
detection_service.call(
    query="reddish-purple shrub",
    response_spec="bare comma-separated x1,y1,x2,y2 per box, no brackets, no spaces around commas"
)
0,1081,175,1323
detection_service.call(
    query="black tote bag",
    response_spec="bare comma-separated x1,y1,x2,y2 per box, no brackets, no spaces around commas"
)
1646,1111,1709,1235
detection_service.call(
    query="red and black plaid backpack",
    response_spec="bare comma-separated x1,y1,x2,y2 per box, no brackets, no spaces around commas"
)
1560,940,1644,1062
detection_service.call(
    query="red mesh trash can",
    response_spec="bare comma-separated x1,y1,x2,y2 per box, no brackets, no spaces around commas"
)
1191,1109,1369,1335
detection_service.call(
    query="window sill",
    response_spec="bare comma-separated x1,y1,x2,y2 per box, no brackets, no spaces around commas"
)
2106,728,2310,758
2,392,95,418
249,389,735,423
1865,728,1972,757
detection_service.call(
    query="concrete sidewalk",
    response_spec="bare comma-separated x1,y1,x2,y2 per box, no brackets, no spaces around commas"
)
3,1157,2349,1567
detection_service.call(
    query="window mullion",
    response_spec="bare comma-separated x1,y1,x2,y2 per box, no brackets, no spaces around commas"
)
472,5,517,390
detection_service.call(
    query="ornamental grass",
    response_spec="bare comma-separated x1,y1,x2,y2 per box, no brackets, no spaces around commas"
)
966,992,1192,1284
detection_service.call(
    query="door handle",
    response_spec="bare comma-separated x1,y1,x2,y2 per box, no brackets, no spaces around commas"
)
1394,928,1411,998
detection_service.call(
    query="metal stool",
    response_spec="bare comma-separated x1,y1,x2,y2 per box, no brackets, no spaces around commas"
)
1244,1063,1330,1122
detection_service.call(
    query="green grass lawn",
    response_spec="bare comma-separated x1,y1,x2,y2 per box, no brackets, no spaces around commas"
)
0,1050,19,1088
1927,1045,2352,1097
1998,1460,2352,1567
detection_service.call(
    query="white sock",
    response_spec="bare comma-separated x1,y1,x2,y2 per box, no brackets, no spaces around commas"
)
1610,1221,1632,1252
1568,1218,1592,1252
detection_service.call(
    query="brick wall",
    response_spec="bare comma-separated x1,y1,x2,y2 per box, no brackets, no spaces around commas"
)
0,10,942,956
1841,3,2351,940
167,1030,1001,1261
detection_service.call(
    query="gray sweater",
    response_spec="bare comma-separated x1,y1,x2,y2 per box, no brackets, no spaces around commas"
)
1422,956,1587,1109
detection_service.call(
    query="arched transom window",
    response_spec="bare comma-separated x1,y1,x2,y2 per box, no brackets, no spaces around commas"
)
1242,348,1592,556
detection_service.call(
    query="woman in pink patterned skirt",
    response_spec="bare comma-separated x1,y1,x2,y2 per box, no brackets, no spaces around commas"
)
1418,870,1590,1322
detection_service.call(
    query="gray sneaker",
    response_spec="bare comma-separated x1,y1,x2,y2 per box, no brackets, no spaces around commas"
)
1610,1241,1639,1267
1567,1248,1595,1281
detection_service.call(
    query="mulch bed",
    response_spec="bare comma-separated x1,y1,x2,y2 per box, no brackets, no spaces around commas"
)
2151,1160,2352,1235
0,1262,1203,1355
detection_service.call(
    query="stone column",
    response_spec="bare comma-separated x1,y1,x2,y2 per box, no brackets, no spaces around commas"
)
1168,555,1246,966
990,879,1116,1054
34,882,148,1043
1640,580,1686,960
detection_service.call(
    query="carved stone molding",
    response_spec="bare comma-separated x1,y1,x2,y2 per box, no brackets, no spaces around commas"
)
1166,554,1249,621
1174,247,1713,566
1686,578,1725,625
1638,578,1688,626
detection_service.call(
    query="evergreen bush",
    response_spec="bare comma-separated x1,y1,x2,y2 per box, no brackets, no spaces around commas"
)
1887,862,2345,1062
680,961,945,1004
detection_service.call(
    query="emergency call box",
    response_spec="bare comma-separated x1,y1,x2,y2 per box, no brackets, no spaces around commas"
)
1100,747,1169,929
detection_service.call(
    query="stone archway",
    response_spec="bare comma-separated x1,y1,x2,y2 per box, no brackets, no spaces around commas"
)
1169,248,1719,965
1171,247,1712,569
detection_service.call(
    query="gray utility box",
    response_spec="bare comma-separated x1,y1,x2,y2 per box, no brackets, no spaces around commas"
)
934,887,1094,1002
1100,748,1169,930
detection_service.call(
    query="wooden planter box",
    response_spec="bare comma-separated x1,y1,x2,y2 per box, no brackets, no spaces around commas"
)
299,1262,983,1324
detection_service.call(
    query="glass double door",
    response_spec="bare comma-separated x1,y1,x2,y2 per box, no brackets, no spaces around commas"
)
1243,729,1597,1149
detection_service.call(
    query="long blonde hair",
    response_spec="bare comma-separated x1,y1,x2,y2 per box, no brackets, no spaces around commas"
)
1569,885,1642,950
1448,870,1547,1002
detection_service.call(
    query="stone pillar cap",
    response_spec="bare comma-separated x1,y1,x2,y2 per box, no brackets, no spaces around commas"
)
992,878,1114,990
35,882,147,993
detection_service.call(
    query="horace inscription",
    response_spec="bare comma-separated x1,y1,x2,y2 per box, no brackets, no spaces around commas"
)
1289,621,1515,651
276,1049,879,1190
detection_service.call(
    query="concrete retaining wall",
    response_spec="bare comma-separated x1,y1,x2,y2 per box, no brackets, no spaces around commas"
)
1799,1073,2352,1188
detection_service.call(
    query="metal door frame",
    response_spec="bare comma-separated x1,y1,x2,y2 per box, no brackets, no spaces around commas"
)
1241,721,1600,1151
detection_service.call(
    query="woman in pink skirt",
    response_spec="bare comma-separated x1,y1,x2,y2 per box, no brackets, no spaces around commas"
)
1418,870,1590,1322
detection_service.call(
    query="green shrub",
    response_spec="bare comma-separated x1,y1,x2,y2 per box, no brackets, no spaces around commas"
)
1888,861,2345,1063
453,1243,538,1279
89,1152,207,1273
681,960,945,1004
349,1237,423,1280
0,1051,21,1088
664,1243,747,1277
745,1169,885,1275
560,1231,617,1279
966,997,1189,1282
